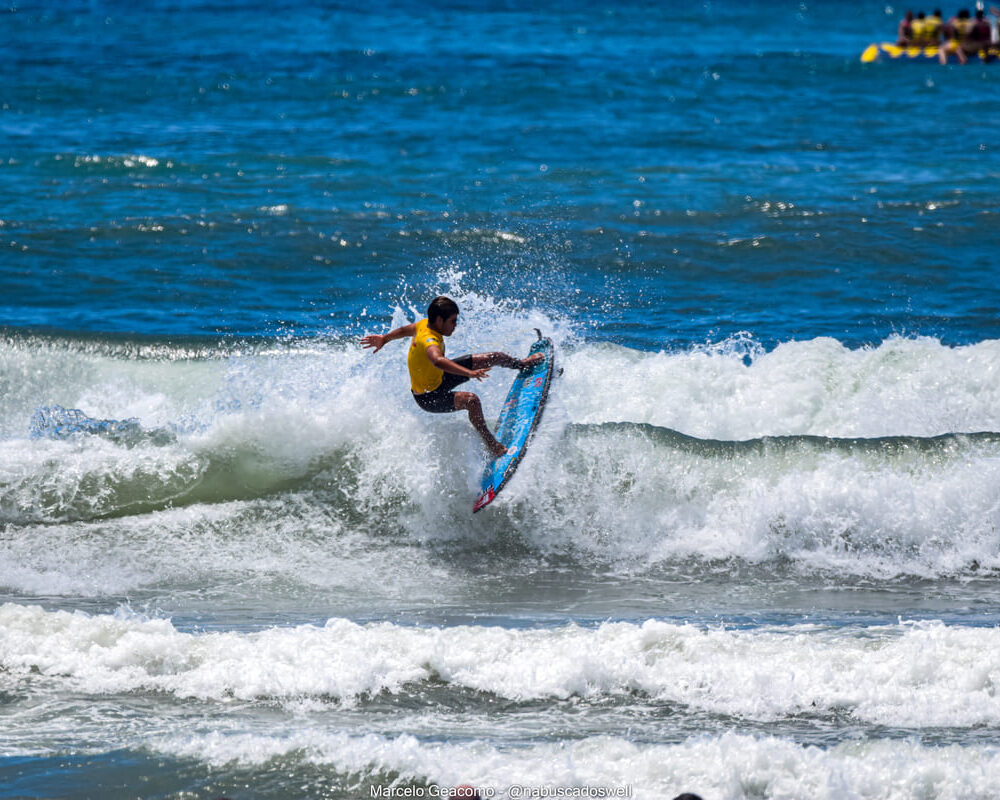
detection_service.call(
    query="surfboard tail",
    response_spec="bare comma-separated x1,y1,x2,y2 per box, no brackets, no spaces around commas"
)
473,486,495,513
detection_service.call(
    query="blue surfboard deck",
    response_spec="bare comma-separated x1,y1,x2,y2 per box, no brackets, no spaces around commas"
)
473,332,555,512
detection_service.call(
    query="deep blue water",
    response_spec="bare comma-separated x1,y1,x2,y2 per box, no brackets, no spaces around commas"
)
3,3,1000,799
3,1,999,348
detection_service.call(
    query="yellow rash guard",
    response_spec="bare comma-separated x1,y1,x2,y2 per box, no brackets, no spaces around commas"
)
408,318,445,394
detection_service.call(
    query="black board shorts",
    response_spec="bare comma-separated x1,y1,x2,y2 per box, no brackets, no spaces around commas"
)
412,354,474,413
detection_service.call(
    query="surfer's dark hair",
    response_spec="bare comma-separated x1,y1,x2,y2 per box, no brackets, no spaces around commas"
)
427,296,459,323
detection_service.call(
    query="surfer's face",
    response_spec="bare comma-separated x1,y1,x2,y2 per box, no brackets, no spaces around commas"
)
441,313,459,336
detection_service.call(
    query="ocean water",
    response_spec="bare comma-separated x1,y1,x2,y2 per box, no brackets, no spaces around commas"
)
3,1,1000,798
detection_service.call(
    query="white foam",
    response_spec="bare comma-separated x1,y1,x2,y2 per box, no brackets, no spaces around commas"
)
7,331,998,444
153,729,1000,800
562,335,1000,439
4,331,1000,576
3,605,1000,728
0,497,456,599
0,436,208,524
515,419,1000,574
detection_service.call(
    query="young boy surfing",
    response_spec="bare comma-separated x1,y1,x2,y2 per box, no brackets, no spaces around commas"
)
361,296,543,459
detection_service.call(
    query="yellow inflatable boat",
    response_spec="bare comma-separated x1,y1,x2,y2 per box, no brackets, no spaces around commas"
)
860,42,1000,62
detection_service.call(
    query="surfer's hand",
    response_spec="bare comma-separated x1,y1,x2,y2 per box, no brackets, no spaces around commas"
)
361,334,385,353
469,367,491,381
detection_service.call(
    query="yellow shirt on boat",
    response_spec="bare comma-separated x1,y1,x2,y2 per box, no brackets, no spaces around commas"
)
408,318,444,394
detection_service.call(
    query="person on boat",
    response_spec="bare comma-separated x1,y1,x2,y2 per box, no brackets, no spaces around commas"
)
361,296,543,458
939,8,976,62
925,9,945,43
897,9,916,44
969,8,994,48
911,11,942,45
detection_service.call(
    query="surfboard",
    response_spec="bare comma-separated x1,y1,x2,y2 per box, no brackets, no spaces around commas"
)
473,331,555,512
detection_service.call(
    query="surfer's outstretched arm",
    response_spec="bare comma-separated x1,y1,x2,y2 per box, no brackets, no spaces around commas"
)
361,322,417,353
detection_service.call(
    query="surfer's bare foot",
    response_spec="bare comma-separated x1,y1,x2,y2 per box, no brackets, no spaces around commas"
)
519,353,544,369
488,440,509,459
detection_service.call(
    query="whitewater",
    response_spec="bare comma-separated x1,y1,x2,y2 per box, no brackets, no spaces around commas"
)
3,306,1000,797
4,314,1000,574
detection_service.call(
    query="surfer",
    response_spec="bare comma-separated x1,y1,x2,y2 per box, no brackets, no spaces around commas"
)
361,296,543,459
